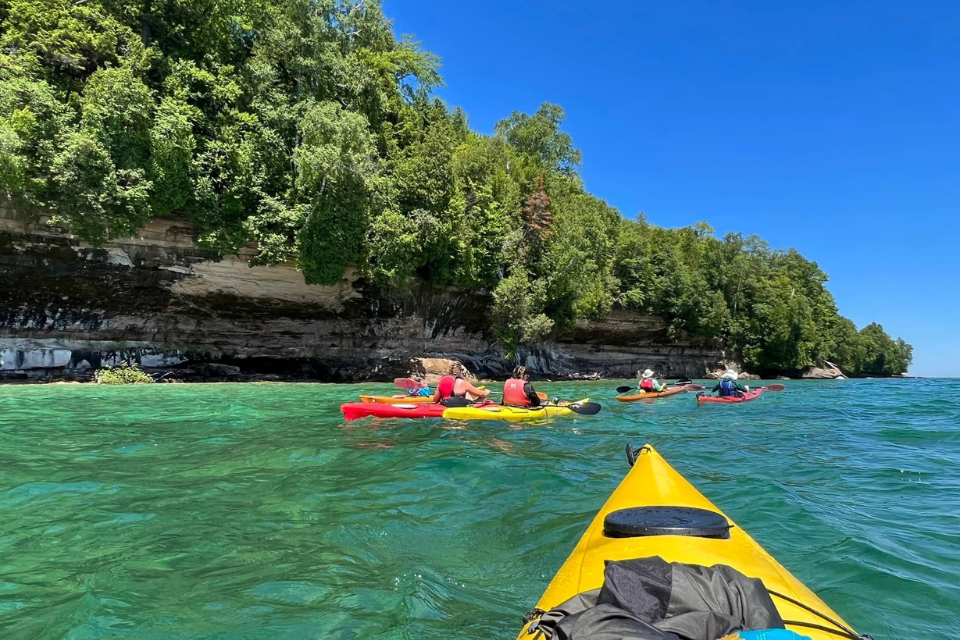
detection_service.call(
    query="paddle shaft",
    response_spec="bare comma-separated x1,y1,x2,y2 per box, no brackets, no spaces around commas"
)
485,390,549,401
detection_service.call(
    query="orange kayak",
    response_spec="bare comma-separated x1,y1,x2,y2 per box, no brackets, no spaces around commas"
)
359,395,435,404
616,385,689,402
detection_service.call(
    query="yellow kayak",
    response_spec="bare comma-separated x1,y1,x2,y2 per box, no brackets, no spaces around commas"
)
442,399,591,422
518,445,858,640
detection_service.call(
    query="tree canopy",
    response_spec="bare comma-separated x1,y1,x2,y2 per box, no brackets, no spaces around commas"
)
0,0,912,375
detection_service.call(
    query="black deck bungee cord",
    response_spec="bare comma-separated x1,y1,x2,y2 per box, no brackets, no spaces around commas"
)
771,589,873,640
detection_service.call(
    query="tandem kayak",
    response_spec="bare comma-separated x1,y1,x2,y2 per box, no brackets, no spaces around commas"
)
517,445,859,640
442,399,594,422
358,395,435,404
340,402,448,420
697,388,764,404
616,385,689,402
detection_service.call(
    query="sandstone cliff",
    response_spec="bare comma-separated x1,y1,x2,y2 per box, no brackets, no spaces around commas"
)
0,203,727,382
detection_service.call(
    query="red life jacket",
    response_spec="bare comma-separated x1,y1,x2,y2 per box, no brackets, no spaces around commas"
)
640,378,656,391
503,378,530,406
437,375,456,399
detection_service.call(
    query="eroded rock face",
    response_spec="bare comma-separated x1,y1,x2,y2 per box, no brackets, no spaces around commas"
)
0,202,728,381
407,357,479,386
802,366,842,379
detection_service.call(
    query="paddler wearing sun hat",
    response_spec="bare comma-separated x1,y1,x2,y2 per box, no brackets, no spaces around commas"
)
712,368,751,398
637,369,666,393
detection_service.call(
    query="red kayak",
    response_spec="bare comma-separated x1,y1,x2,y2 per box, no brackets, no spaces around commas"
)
340,400,495,421
697,388,764,404
341,402,447,421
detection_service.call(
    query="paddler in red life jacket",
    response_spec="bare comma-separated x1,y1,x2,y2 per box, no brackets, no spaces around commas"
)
502,366,541,407
432,362,489,402
638,369,666,393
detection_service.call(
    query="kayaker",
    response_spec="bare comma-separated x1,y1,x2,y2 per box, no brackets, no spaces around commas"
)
712,369,750,397
637,369,666,393
432,362,489,402
503,366,541,407
407,377,432,397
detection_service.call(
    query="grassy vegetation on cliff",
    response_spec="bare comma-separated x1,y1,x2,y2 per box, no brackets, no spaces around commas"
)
95,362,154,385
0,0,911,375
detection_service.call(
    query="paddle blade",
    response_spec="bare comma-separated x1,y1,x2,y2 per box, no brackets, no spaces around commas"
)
684,384,707,391
568,401,602,416
616,386,634,394
394,378,422,390
537,391,548,401
763,384,786,391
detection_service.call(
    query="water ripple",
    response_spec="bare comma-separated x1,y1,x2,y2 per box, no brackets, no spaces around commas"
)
0,379,957,638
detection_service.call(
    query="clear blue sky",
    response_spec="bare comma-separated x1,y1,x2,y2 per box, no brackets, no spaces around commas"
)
388,0,958,376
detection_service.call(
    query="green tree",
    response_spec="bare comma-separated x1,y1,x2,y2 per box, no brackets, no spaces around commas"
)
294,101,377,284
495,102,581,178
50,130,152,243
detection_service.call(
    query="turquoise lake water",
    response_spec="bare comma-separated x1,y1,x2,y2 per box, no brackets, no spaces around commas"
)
0,379,957,639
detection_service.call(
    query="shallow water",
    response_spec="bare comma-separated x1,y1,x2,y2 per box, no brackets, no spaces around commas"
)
0,379,957,639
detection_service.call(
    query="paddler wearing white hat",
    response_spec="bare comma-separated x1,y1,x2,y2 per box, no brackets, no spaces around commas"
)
712,369,750,397
637,368,666,393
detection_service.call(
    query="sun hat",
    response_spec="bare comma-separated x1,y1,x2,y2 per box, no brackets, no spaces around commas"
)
722,369,739,380
641,369,654,378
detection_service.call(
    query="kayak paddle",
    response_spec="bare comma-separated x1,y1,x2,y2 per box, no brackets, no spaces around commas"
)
761,384,786,391
394,378,423,390
567,401,602,415
478,389,546,401
616,385,634,394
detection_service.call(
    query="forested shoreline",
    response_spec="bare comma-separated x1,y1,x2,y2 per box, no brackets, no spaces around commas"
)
0,0,912,375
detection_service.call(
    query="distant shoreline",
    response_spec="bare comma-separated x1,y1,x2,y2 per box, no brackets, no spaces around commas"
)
0,374,919,387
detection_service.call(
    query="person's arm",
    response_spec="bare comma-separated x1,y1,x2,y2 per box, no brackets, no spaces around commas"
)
736,381,749,392
712,382,721,392
654,380,665,392
460,380,489,399
524,382,541,406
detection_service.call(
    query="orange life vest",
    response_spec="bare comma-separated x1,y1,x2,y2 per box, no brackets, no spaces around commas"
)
503,378,530,406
